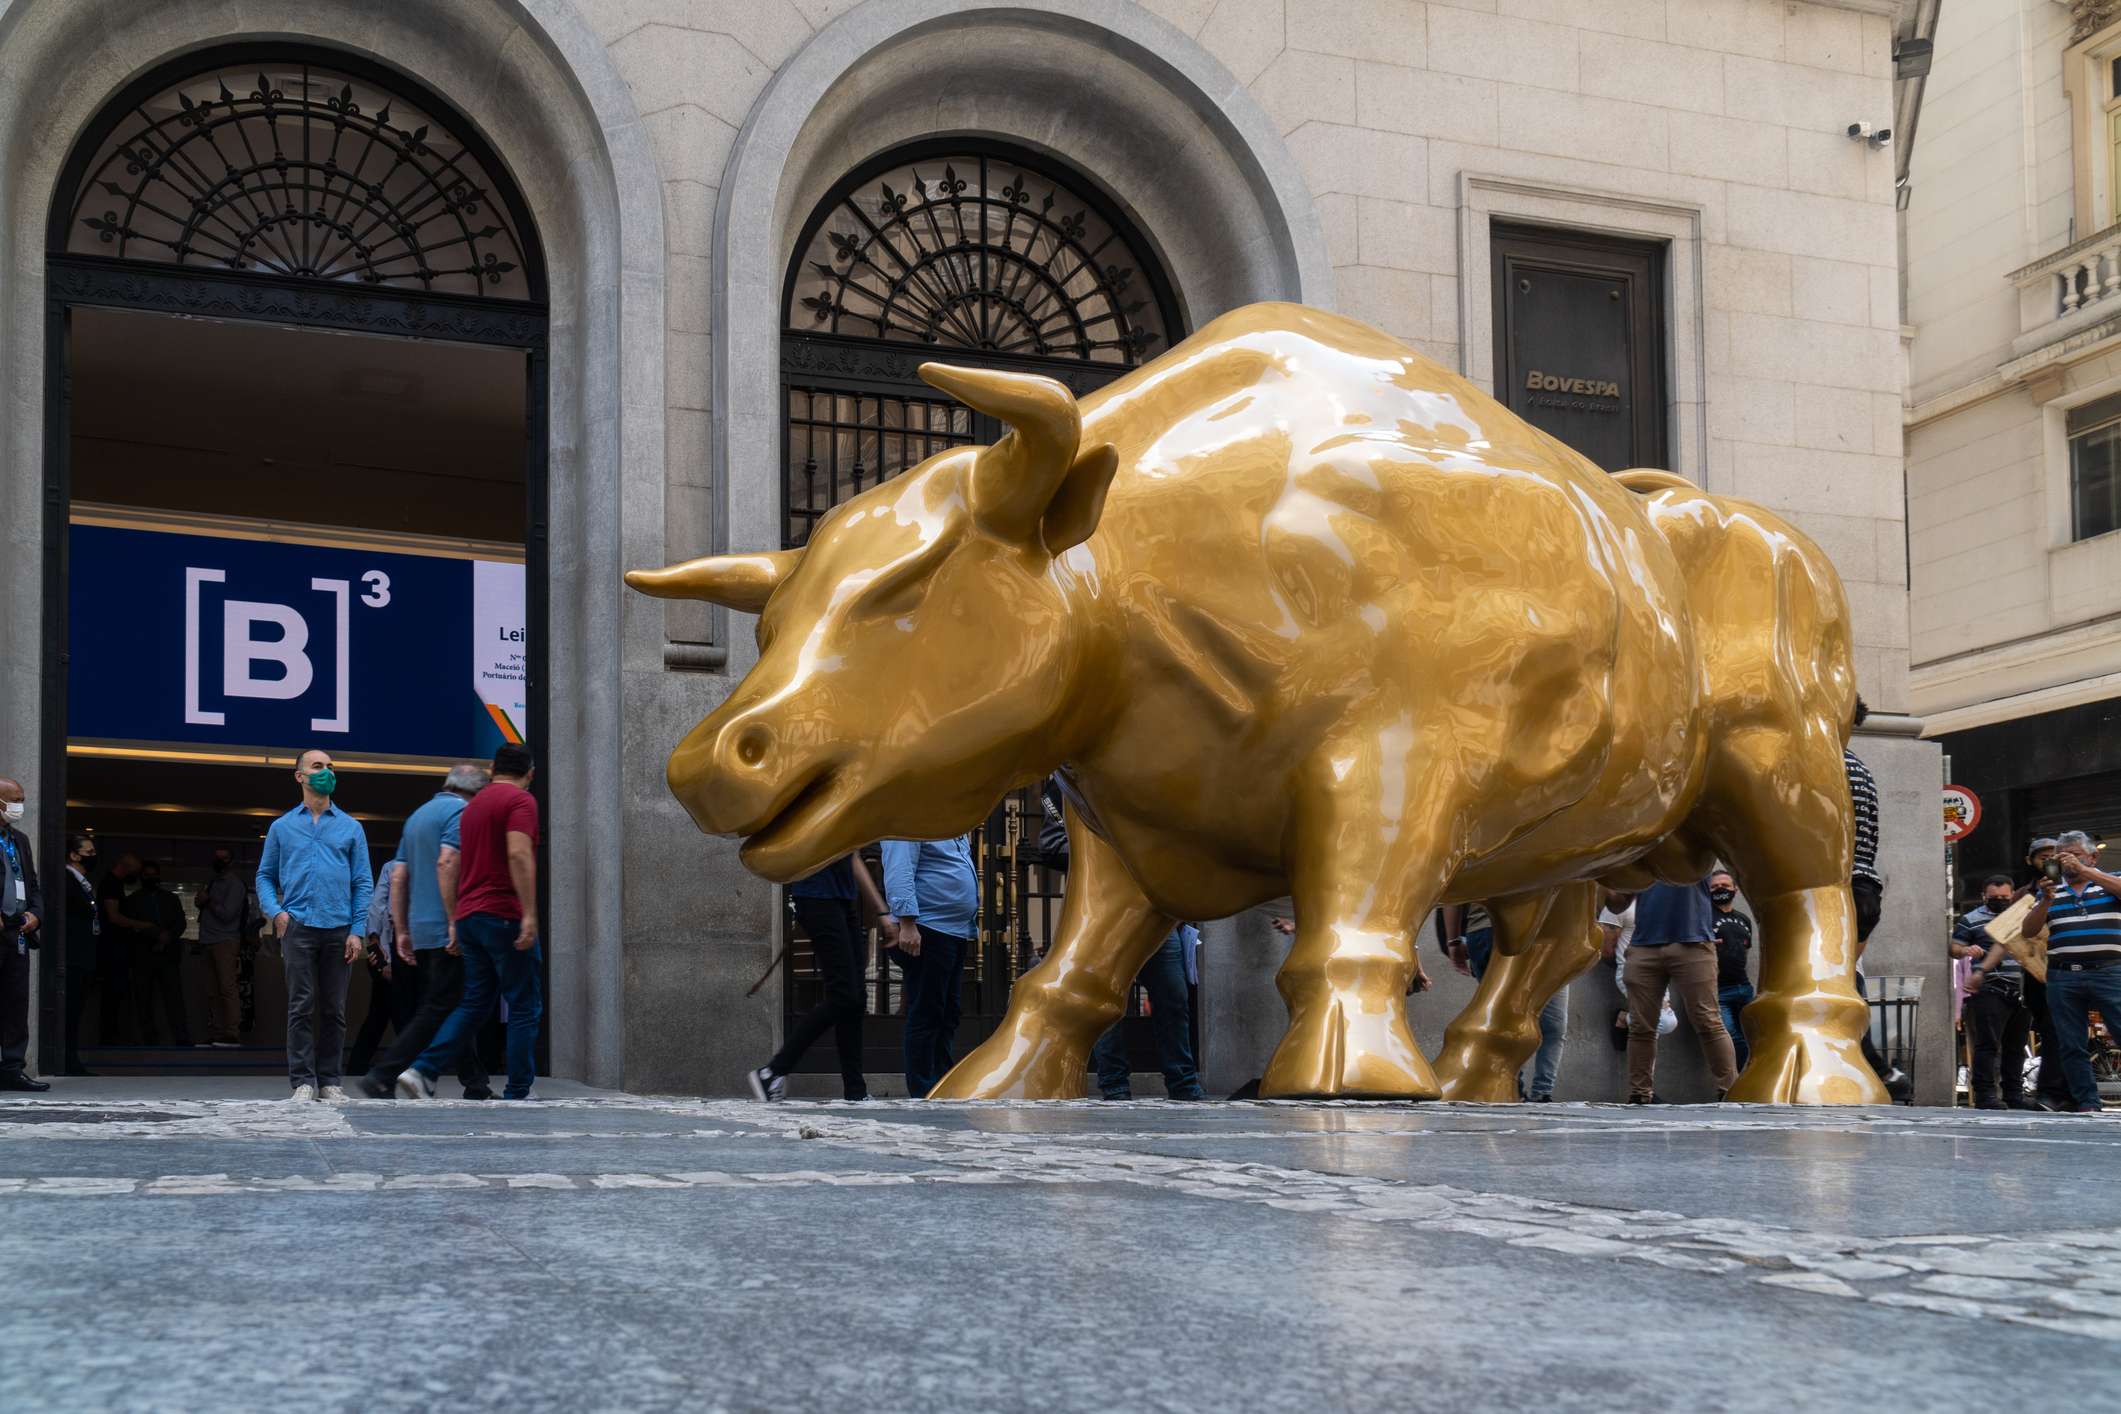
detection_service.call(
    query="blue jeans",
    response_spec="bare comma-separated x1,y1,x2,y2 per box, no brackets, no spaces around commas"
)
1718,984,1755,1072
1466,929,1565,1099
1090,931,1203,1099
413,913,542,1099
2045,965,2121,1110
891,925,964,1098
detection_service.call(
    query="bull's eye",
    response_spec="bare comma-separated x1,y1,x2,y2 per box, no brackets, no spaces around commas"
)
852,550,943,624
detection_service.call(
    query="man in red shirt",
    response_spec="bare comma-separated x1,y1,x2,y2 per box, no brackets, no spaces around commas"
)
400,743,542,1100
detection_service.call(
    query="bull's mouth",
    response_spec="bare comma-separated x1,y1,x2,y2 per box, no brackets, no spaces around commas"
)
735,766,846,879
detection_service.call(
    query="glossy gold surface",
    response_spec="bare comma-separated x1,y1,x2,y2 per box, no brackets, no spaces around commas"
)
628,303,1884,1105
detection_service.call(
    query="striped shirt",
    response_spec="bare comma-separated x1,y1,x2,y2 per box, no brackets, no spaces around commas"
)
1845,749,1880,884
2047,881,2121,965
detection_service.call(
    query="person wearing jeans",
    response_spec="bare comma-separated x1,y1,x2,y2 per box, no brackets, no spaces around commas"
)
1090,926,1205,1100
1444,903,1561,1101
1709,872,1754,1074
255,749,371,1103
882,835,978,1098
403,744,542,1101
2021,831,2121,1112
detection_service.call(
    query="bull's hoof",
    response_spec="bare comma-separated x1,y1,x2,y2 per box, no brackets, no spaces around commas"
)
1260,995,1440,1100
1432,1022,1541,1103
923,1023,1089,1101
1723,992,1888,1105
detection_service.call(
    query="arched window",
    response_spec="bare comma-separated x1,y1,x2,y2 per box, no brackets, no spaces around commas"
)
56,55,539,300
779,141,1180,547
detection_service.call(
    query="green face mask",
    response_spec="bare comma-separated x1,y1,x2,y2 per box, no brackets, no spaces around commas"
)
305,767,337,796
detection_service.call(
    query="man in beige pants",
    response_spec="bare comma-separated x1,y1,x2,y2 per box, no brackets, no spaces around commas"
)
1623,877,1739,1102
192,846,246,1047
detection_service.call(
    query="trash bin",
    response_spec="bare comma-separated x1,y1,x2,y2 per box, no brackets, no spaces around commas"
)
1867,974,1921,1105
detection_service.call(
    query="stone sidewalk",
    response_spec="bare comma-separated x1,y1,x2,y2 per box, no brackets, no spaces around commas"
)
4,1095,2116,1412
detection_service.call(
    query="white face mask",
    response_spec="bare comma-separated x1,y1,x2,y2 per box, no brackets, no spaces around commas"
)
1,801,22,822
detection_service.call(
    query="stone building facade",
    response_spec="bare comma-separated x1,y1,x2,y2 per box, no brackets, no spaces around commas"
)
0,0,1945,1099
1903,0,2121,895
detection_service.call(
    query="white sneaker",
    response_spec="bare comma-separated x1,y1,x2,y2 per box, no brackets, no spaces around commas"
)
288,1083,316,1103
396,1070,435,1100
318,1086,348,1102
746,1066,786,1102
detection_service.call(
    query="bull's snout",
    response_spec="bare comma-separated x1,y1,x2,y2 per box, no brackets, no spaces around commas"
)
666,707,791,838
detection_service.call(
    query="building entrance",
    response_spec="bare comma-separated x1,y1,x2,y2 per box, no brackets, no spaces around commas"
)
40,48,548,1081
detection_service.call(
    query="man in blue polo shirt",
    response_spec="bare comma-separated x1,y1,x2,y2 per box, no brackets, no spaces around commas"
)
356,764,492,1100
1621,877,1738,1103
255,749,371,1103
2022,829,2121,1113
882,835,978,1098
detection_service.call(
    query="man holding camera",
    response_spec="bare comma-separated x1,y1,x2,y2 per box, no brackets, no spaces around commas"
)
2022,830,2121,1113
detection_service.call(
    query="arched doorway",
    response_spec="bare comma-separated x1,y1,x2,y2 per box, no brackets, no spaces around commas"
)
774,139,1182,1090
41,46,549,1080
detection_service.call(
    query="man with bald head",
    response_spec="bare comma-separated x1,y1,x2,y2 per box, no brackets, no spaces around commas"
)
255,749,371,1103
0,777,48,1091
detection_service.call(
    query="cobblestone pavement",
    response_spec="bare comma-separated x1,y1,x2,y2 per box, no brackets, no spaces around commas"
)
6,1096,2118,1412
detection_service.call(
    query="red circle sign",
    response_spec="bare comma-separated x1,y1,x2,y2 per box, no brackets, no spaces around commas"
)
1943,785,1982,843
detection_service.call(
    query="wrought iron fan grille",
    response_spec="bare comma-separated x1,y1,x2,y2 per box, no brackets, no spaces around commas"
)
786,149,1172,363
62,59,534,299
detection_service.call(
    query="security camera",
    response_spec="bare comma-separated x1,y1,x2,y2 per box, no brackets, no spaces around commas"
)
1848,122,1892,149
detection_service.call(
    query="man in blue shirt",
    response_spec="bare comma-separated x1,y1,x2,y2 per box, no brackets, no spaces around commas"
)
255,749,372,1103
355,764,492,1100
1621,877,1738,1103
2022,830,2121,1113
882,835,979,1098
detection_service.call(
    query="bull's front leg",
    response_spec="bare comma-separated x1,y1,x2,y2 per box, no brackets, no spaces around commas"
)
1258,738,1453,1101
926,804,1175,1100
1432,883,1603,1102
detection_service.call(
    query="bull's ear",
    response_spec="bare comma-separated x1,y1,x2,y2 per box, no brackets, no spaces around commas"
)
1041,442,1119,554
918,363,1082,548
623,549,804,614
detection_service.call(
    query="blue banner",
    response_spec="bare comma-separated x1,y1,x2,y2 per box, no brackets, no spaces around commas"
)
68,523,521,760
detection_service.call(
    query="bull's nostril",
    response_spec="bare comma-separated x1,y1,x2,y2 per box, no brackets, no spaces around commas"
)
733,723,773,769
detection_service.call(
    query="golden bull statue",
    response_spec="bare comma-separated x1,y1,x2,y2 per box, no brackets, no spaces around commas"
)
627,303,1886,1106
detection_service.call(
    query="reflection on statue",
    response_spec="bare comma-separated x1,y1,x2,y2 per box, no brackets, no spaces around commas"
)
627,303,1886,1105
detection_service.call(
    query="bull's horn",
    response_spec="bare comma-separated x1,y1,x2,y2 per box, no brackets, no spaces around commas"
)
623,549,804,614
919,363,1081,547
1614,468,1696,494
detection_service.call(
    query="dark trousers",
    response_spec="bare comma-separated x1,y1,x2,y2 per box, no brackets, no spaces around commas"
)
282,922,350,1090
1090,931,1203,1100
66,965,94,1069
1964,985,2031,1104
415,914,541,1099
363,948,489,1091
1718,984,1755,1073
131,942,191,1046
0,939,28,1075
2046,965,2121,1111
346,956,417,1075
1850,878,1893,1076
890,925,964,1099
2024,978,2075,1104
771,898,868,1100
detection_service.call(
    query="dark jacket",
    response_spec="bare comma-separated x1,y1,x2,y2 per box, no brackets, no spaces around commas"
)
1,825,42,950
121,882,187,952
63,863,100,969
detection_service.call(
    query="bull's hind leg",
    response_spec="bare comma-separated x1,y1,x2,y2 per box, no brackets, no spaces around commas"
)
1432,883,1603,1102
1691,756,1887,1106
926,804,1175,1100
1259,738,1449,1100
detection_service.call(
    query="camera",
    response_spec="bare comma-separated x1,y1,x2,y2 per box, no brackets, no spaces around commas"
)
2043,857,2067,882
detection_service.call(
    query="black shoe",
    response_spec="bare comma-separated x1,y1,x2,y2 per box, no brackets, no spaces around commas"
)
1881,1067,1913,1103
1976,1097,2009,1110
462,1087,495,1101
0,1071,51,1092
2009,1096,2051,1111
1101,1091,1133,1101
746,1067,786,1102
1627,1093,1663,1105
356,1073,394,1100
